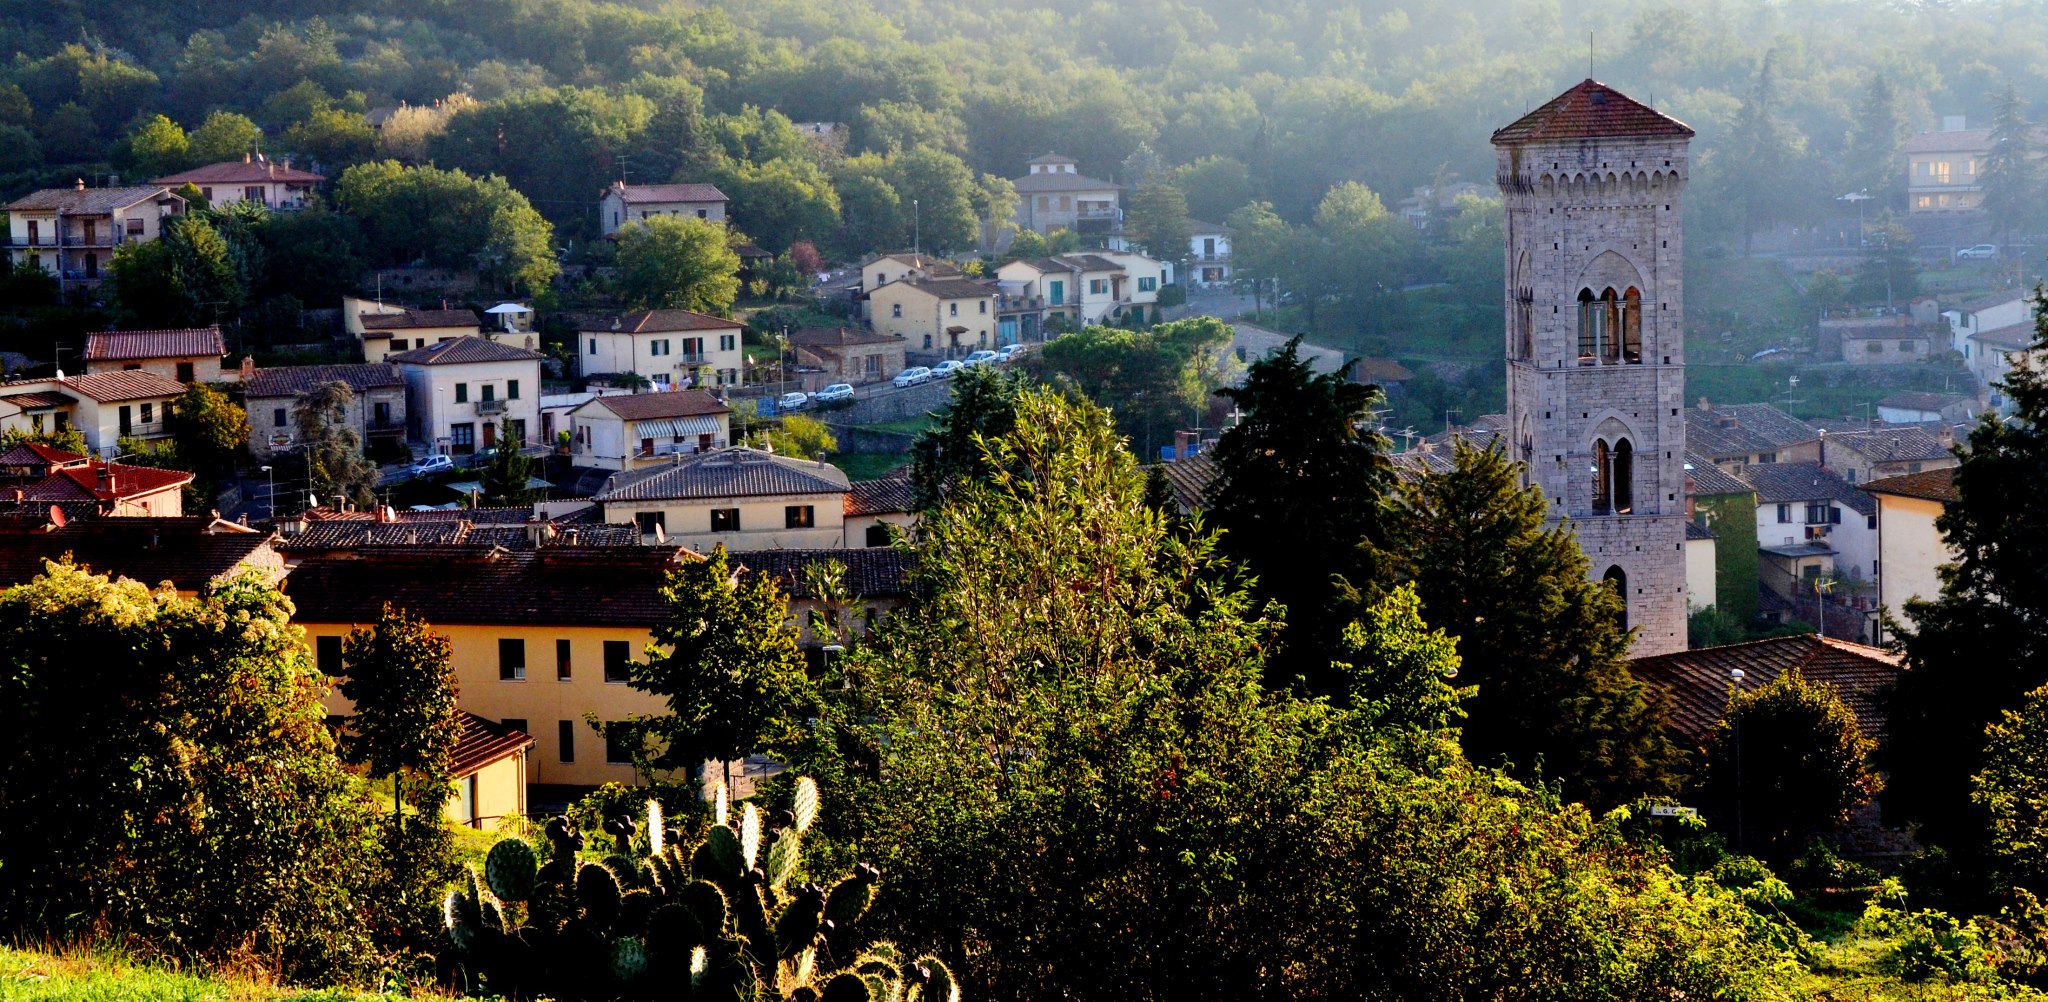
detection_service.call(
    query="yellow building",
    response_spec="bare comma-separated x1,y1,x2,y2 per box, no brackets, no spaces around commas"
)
1862,468,1958,644
865,277,998,354
287,546,692,793
447,712,536,830
592,447,853,551
82,327,227,383
345,300,484,362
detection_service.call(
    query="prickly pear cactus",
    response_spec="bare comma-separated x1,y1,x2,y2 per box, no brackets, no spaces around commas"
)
441,778,959,1002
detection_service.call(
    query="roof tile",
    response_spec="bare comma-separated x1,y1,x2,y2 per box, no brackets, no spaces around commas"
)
1631,634,1902,745
386,336,542,366
1492,79,1695,144
594,448,849,503
245,364,404,399
83,328,224,361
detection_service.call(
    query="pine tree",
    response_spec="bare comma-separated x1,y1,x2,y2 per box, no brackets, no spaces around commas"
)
1390,441,1681,807
478,417,539,504
1979,86,2040,249
1843,74,1905,206
1207,338,1394,695
292,380,380,509
1888,294,2048,852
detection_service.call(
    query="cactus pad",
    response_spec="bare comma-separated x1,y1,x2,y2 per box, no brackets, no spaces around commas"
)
484,838,539,902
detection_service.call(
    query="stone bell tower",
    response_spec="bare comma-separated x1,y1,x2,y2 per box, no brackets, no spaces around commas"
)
1492,80,1693,657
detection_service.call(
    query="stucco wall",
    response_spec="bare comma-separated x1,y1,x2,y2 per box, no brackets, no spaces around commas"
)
1875,493,1951,639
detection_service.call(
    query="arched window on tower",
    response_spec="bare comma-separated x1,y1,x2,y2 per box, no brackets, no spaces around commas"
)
1613,438,1634,514
1600,288,1622,364
1603,565,1628,632
1592,439,1612,515
1622,287,1643,363
1516,288,1535,360
1577,289,1600,363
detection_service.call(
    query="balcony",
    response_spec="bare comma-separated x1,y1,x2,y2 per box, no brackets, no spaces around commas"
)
475,398,508,415
677,353,709,365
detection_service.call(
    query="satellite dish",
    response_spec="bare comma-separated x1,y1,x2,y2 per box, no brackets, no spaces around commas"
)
49,505,66,527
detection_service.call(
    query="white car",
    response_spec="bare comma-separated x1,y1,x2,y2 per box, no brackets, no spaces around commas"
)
813,383,856,403
963,350,1001,367
931,360,966,379
408,454,455,478
997,344,1027,362
893,366,933,387
777,391,810,411
1956,243,1998,261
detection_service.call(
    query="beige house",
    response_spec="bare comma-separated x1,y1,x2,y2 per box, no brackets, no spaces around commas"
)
1685,521,1717,611
446,713,535,830
593,447,851,550
572,309,745,390
599,181,728,236
345,299,485,362
1862,468,1958,643
244,363,408,460
842,469,916,548
0,370,190,456
860,253,961,295
389,337,544,457
569,390,732,471
1011,152,1121,236
5,182,185,295
788,327,906,385
867,278,998,354
82,327,226,383
152,156,325,210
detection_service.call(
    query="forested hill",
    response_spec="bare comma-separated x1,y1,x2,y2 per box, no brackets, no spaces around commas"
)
5,0,2047,238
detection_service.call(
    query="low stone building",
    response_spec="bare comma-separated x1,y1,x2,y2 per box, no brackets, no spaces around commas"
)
244,363,408,460
788,327,906,386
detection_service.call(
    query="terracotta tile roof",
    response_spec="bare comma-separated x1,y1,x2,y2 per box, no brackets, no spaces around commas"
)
284,547,694,627
1492,79,1694,144
1154,452,1219,511
610,183,727,204
0,517,281,592
1686,403,1819,459
1903,128,1993,154
60,370,188,402
1685,453,1751,496
358,309,480,331
1054,254,1124,272
1880,392,1974,412
1861,467,1959,504
734,547,914,599
83,327,224,361
1630,634,1903,746
582,390,731,421
1735,462,1876,517
27,461,192,503
1354,358,1415,383
1685,519,1716,541
245,363,404,399
788,327,903,348
1826,427,1951,465
884,278,997,301
1389,450,1457,484
386,336,542,365
0,390,68,409
1954,291,2028,315
566,309,742,334
845,469,916,517
1012,172,1119,194
277,516,641,553
449,713,535,778
1973,321,2037,351
594,447,849,502
0,442,87,467
5,184,179,214
868,254,961,276
152,160,325,185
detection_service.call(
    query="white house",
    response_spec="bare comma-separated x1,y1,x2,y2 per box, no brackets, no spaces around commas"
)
1943,291,2032,363
571,309,745,389
152,156,325,209
599,182,728,236
1861,468,1958,643
5,182,185,295
389,337,545,457
1737,462,1881,608
569,390,732,472
0,370,189,456
1010,153,1121,236
1186,221,1233,286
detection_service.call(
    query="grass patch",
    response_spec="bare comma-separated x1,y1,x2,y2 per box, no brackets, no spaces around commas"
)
854,415,933,437
0,946,414,1001
833,452,910,481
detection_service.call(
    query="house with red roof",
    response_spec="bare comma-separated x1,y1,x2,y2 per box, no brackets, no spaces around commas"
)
599,180,728,236
151,154,326,210
0,442,193,517
83,326,226,383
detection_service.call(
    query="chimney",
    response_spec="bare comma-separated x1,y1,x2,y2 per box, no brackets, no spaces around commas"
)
379,504,398,523
1817,429,1827,469
74,178,85,191
525,519,556,547
565,527,581,547
1175,429,1195,458
244,152,252,163
97,466,114,494
1696,397,1710,411
239,356,256,382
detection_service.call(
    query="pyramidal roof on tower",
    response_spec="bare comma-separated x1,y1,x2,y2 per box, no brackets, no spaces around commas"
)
1492,79,1695,144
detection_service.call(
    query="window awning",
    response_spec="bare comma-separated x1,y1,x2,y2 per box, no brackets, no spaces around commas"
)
633,416,724,437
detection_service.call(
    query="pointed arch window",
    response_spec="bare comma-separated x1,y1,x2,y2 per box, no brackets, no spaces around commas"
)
1577,289,1599,361
1613,438,1634,514
1516,288,1535,360
1592,439,1612,515
1600,288,1622,363
1622,287,1643,363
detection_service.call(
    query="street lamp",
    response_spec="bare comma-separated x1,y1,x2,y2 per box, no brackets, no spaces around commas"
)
260,465,274,520
1730,667,1746,853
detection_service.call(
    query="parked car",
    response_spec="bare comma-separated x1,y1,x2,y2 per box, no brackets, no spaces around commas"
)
963,350,1001,367
409,454,455,478
814,383,856,403
893,366,933,387
931,360,966,379
997,344,1027,362
1956,243,1999,260
777,391,811,411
